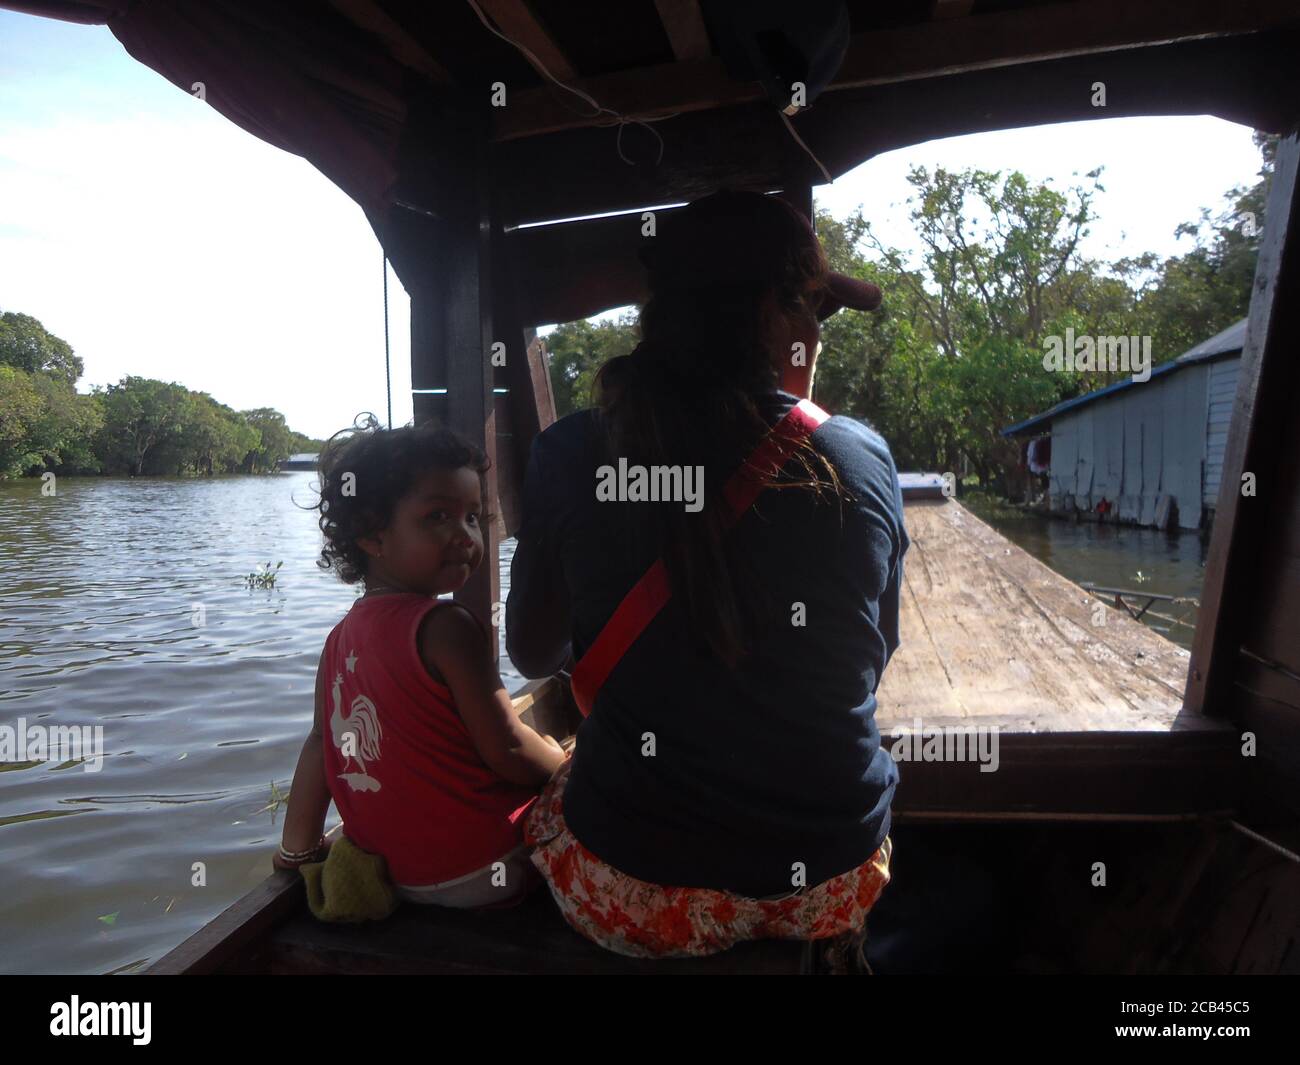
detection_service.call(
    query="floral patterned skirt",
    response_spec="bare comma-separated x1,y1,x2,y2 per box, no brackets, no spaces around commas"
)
523,755,893,960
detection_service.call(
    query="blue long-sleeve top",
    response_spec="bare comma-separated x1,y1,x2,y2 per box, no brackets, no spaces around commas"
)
506,389,909,897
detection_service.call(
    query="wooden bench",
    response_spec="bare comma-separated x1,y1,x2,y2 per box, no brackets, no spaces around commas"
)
257,885,813,974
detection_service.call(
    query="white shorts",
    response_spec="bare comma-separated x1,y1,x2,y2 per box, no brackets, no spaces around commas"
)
393,844,536,908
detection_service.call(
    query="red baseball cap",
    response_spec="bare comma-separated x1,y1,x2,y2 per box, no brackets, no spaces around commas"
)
637,189,882,320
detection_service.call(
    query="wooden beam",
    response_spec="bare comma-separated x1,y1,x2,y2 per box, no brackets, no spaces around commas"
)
795,32,1300,184
449,181,500,654
502,188,817,326
1185,130,1300,717
491,221,538,539
525,330,556,437
326,0,451,83
494,55,743,142
776,182,813,225
405,124,501,655
476,0,576,82
491,99,802,226
886,731,1239,820
489,32,1297,227
492,0,1300,141
502,209,657,325
654,0,712,62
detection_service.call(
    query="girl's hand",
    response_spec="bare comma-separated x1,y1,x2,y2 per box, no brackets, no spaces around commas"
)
272,837,330,872
271,851,301,873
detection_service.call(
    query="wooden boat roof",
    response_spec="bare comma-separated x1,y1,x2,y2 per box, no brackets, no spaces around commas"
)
9,1,1300,319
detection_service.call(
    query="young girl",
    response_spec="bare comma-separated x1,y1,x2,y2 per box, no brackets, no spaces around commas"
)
275,419,567,909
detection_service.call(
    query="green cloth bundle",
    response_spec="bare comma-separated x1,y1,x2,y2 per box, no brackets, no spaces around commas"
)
299,834,399,923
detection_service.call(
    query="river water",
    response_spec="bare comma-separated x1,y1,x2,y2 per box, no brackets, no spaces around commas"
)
0,475,1205,974
961,494,1207,648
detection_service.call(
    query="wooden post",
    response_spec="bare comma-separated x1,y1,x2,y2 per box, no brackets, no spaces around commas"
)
777,180,814,226
409,126,501,661
1184,130,1300,716
491,216,559,537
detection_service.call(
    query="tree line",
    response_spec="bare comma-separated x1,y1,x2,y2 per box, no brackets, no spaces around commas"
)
0,315,321,478
545,133,1274,496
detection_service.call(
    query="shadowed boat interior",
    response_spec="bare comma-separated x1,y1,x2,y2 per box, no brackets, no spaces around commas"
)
6,0,1295,974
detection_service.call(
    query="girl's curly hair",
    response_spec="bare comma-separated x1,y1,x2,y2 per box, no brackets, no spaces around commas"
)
311,414,491,584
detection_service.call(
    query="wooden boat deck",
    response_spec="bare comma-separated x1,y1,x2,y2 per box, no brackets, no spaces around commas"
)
879,499,1238,820
884,498,1196,731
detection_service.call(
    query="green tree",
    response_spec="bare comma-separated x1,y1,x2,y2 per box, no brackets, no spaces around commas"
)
819,166,1103,490
1114,131,1275,363
286,429,324,456
0,307,322,478
92,376,193,476
0,365,103,476
0,366,46,477
29,372,103,473
0,310,83,386
543,313,639,417
165,393,258,475
240,407,294,472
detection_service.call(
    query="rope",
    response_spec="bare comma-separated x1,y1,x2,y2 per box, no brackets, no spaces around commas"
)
383,252,392,430
463,0,834,183
779,110,833,184
1227,819,1300,865
464,0,671,166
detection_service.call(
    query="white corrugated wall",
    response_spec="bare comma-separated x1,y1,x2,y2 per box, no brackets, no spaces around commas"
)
1046,362,1213,529
1204,356,1241,507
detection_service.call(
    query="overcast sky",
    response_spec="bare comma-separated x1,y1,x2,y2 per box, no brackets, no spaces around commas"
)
0,10,1267,440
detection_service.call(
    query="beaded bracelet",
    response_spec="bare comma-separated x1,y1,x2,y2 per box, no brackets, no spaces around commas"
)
278,837,325,864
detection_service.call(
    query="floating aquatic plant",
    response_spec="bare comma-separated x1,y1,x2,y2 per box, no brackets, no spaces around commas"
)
244,561,283,589
258,780,288,824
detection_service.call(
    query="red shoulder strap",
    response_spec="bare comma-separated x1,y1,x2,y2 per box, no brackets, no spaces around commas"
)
570,399,830,716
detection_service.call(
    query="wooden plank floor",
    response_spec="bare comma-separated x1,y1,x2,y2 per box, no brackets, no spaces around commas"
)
878,499,1205,733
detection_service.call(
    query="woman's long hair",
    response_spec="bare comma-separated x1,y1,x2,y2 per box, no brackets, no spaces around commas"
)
592,208,849,668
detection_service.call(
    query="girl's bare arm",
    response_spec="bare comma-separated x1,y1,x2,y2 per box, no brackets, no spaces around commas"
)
419,606,566,789
276,649,334,864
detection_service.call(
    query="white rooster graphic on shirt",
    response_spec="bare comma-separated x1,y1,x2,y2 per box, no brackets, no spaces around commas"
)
330,649,383,792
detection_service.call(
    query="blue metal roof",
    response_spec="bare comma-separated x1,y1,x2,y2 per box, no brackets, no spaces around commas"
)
1001,318,1247,437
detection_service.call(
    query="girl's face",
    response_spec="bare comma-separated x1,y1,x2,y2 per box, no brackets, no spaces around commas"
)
361,466,485,595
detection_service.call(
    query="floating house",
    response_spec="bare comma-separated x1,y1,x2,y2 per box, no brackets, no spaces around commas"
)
277,453,319,472
1002,320,1247,530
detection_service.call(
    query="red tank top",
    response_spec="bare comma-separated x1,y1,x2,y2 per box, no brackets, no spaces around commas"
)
320,593,538,886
